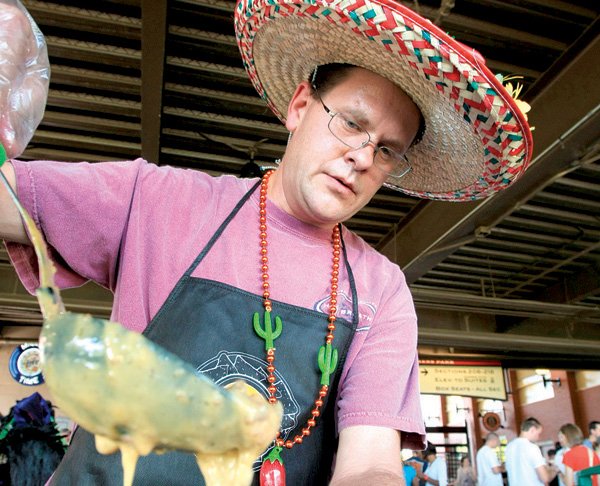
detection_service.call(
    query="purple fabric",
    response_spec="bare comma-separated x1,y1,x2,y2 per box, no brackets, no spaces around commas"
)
11,392,53,428
6,158,425,448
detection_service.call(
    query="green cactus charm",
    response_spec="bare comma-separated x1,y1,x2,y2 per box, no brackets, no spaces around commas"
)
0,143,6,167
253,310,283,350
318,342,338,386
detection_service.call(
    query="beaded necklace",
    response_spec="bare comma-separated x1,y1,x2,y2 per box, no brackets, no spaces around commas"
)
255,170,341,485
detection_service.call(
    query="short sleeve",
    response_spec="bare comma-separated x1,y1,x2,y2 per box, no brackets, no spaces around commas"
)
529,443,547,469
6,158,148,293
336,263,425,449
488,448,500,467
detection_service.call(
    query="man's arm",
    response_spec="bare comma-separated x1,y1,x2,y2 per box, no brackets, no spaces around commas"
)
0,162,29,244
535,463,558,484
0,2,49,243
491,464,504,474
329,425,405,485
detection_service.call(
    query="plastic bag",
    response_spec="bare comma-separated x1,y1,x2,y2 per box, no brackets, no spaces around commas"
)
0,0,50,159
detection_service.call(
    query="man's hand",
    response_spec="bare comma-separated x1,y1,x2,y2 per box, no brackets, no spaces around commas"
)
0,161,29,243
0,1,50,159
536,463,558,484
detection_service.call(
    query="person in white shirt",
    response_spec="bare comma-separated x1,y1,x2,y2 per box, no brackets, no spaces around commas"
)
505,417,559,486
419,443,448,486
477,432,504,486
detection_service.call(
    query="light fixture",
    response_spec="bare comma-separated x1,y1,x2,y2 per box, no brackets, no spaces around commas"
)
240,138,271,178
542,375,561,388
535,369,561,388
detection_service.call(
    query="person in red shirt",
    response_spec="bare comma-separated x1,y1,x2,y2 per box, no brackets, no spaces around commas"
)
560,423,600,486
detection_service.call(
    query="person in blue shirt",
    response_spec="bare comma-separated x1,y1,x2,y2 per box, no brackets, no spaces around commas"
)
583,421,600,450
403,462,418,486
406,450,429,486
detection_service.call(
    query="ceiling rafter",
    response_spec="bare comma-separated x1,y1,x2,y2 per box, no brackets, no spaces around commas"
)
163,107,288,133
169,25,237,46
50,65,140,94
141,0,168,163
5,0,600,366
166,57,248,78
412,288,600,322
379,33,600,284
42,110,139,129
25,0,141,34
46,36,141,61
165,84,267,107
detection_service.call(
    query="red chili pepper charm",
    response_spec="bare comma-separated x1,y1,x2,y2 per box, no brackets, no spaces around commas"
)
260,446,286,486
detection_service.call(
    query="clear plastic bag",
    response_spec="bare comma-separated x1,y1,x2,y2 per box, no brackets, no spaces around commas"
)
0,0,50,159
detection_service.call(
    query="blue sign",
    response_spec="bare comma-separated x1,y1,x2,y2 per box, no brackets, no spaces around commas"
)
9,343,44,386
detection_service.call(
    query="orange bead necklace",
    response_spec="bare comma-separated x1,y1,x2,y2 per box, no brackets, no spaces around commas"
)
254,169,341,450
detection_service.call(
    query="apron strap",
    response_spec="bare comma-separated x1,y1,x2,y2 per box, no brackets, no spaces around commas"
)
339,225,359,330
183,178,261,277
183,179,359,330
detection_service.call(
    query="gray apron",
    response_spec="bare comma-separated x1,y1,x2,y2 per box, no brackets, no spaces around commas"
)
50,180,358,485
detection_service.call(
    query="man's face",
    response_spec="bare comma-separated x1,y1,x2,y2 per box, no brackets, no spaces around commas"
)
489,437,499,448
592,425,600,439
529,425,543,442
269,67,421,229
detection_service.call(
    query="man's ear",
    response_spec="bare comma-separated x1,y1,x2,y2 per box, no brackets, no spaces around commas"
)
285,81,313,132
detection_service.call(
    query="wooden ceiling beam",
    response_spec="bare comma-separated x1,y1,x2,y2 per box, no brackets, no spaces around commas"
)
25,0,141,37
379,32,600,285
140,0,168,164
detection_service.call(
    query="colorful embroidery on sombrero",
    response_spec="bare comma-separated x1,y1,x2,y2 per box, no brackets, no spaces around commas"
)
235,0,531,200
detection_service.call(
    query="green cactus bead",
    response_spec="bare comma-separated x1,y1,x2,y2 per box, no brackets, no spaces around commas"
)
253,310,283,350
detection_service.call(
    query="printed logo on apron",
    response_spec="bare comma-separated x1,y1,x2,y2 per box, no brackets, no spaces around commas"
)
197,350,301,470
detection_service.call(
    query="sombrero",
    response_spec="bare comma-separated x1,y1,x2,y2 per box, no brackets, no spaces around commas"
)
234,0,534,201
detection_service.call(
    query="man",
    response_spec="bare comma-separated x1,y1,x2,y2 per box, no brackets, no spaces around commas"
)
403,462,418,486
505,417,559,486
583,421,600,451
406,450,428,486
418,444,447,486
0,0,533,484
477,433,504,486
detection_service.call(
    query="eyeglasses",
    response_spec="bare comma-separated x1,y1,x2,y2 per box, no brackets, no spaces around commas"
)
313,89,412,179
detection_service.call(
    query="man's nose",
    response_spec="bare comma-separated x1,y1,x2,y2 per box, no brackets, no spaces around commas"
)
344,141,376,170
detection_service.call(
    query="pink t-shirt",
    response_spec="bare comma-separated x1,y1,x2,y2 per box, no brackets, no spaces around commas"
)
6,158,425,448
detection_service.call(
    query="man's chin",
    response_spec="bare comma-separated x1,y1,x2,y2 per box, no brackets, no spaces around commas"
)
309,207,358,228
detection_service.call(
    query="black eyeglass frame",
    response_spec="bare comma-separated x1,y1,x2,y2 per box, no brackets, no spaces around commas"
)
311,85,413,179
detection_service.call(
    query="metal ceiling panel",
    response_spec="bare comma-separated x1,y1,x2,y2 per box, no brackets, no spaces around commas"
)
1,0,598,367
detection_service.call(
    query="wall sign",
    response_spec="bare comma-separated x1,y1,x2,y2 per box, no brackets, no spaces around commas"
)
482,412,502,431
419,359,507,400
9,343,44,386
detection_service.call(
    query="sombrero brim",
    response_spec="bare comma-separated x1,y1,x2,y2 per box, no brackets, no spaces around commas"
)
235,0,534,201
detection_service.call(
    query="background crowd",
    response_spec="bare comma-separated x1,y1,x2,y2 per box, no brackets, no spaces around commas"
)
402,418,600,486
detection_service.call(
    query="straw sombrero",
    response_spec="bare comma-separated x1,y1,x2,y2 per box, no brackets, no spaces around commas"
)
234,0,534,201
